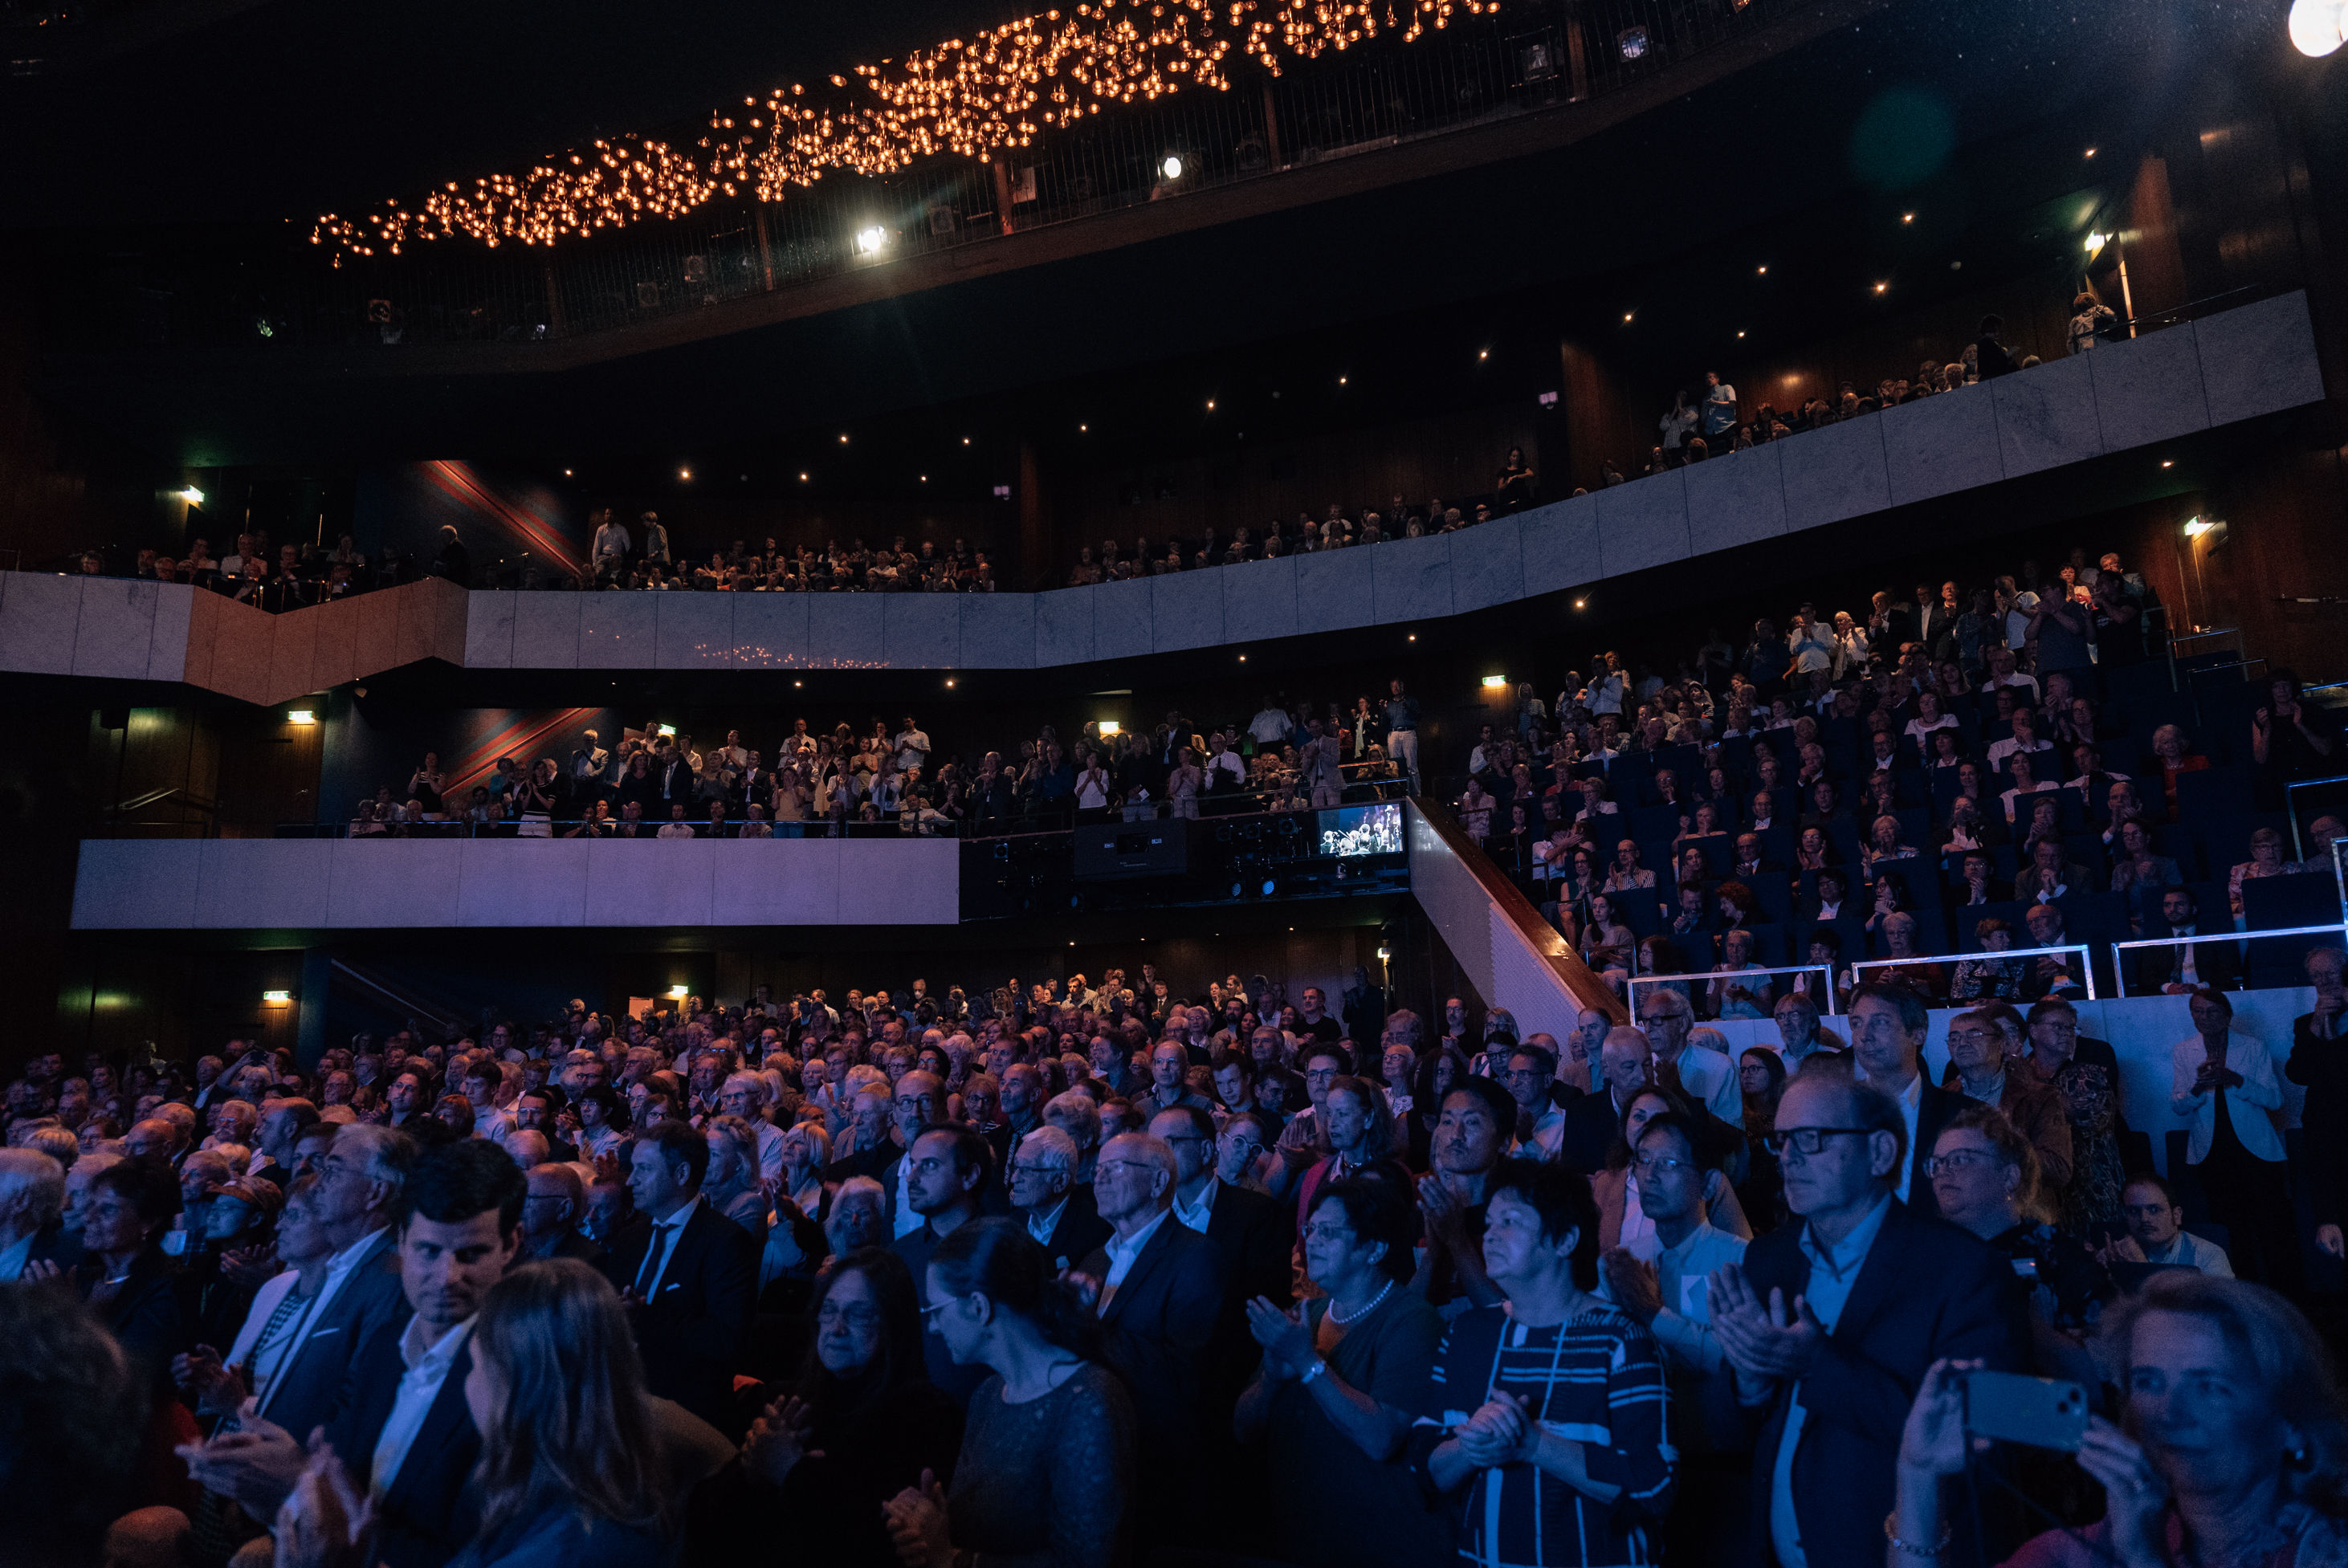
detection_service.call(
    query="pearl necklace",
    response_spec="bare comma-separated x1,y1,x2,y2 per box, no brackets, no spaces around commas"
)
1327,1278,1394,1327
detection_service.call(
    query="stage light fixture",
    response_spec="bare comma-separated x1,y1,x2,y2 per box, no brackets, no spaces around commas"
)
178,487,205,504
855,225,889,255
2293,0,2347,54
1160,153,1184,180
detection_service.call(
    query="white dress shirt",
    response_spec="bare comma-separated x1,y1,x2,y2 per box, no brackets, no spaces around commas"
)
371,1315,473,1497
1853,1065,1924,1203
1172,1177,1219,1235
1099,1208,1171,1306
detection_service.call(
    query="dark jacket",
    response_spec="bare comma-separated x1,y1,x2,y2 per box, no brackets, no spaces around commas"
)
324,1324,483,1568
1078,1216,1226,1486
1026,1184,1112,1274
2130,927,2242,994
597,1199,759,1428
1899,1079,1967,1223
255,1228,409,1440
1557,1089,1632,1177
1740,1200,2024,1568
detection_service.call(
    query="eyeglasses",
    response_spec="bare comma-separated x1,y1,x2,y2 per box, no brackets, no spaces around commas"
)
918,1290,976,1319
1944,1029,1992,1045
1631,1154,1691,1177
817,1303,883,1330
1300,1221,1357,1243
1921,1150,2005,1177
1762,1126,1872,1156
1005,1161,1068,1178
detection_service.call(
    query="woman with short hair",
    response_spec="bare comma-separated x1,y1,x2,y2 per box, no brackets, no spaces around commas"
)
1893,1271,2348,1567
1237,1176,1450,1568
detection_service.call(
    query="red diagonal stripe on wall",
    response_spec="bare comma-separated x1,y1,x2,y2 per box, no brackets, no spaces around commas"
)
418,461,588,582
439,707,601,799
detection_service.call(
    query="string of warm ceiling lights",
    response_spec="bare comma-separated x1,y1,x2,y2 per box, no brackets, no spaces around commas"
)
312,0,1494,261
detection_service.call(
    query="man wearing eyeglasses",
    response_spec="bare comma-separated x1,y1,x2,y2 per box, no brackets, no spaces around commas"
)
1707,1064,2020,1568
1600,1108,1753,1566
1940,1008,2073,1199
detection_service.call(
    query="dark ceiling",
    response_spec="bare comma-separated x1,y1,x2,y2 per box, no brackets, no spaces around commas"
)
14,0,2320,474
0,0,1016,226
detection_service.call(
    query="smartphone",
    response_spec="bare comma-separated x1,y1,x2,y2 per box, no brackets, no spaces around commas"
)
1963,1370,2089,1452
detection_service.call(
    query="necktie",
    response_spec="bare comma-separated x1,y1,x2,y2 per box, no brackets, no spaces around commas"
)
635,1224,675,1296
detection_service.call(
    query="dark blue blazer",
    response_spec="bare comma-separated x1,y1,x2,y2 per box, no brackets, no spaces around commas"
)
325,1324,482,1568
1078,1216,1225,1468
596,1199,757,1427
255,1228,409,1443
1739,1199,2023,1568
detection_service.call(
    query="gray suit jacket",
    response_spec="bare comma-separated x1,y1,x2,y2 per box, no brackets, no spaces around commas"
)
255,1228,408,1440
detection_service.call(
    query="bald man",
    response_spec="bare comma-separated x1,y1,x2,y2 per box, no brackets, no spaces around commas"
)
520,1163,600,1264
1558,1025,1656,1175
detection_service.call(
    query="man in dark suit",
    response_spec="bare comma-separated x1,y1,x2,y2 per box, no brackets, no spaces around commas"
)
1730,832,1784,882
1005,1124,1110,1271
1558,1026,1653,1176
1710,1069,2023,1568
1073,1131,1226,1537
185,1138,521,1568
520,1163,602,1265
891,1126,994,1405
247,1123,415,1442
1846,984,1966,1220
600,1118,758,1430
1148,1106,1290,1412
2134,886,2242,993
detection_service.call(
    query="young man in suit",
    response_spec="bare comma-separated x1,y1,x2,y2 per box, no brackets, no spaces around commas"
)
2134,886,2242,993
182,1138,521,1568
1845,984,1966,1218
1709,1068,2022,1568
601,1118,759,1430
1071,1130,1227,1539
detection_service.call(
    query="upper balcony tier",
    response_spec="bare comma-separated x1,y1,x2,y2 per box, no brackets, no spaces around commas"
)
2,290,2325,706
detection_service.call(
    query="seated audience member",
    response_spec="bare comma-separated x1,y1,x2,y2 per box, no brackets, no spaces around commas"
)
601,1120,760,1428
695,1248,963,1566
2134,886,2241,994
42,1156,186,1388
880,1220,1135,1568
173,1172,336,1418
1236,1175,1451,1568
1893,1273,2348,1566
2108,1172,2234,1277
2020,903,2087,1000
1708,1067,2020,1568
1412,1158,1675,1568
1006,1125,1108,1273
520,1163,600,1264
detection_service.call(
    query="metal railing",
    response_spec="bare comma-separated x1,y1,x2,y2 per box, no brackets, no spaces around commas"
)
2285,773,2348,861
1849,942,2098,1001
2107,923,2348,998
1628,960,1839,1015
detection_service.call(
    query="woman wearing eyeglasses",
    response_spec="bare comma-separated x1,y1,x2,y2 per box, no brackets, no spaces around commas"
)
694,1248,961,1566
883,1219,1134,1568
1237,1175,1451,1568
1923,1106,2113,1382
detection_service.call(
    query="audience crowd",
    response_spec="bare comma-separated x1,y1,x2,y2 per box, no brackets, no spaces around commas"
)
8,931,2348,1568
54,299,2117,604
348,694,1417,840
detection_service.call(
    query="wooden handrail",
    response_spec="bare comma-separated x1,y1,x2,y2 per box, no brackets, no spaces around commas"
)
1411,797,1628,1024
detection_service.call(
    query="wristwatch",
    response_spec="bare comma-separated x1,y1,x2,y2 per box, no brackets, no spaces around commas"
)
1300,1358,1330,1386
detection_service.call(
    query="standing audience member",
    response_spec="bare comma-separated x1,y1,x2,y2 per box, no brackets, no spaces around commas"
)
1414,1158,1676,1568
2170,988,2298,1291
881,1220,1135,1568
1710,1066,2021,1568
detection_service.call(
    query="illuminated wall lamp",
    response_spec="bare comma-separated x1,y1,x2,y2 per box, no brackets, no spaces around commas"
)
2183,516,2223,539
261,990,292,1006
1098,721,1122,735
177,487,205,505
854,225,890,255
666,984,691,1000
1481,676,1508,689
287,709,317,725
